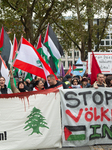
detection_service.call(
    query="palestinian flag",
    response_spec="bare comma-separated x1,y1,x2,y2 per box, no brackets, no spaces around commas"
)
0,27,11,68
73,64,83,71
64,125,86,141
37,35,50,64
37,35,57,73
44,24,64,73
13,37,57,80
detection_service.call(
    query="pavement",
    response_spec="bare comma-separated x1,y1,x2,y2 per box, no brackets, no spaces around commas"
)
39,145,112,150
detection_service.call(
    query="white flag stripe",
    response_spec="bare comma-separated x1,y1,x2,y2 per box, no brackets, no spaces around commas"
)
16,44,40,67
76,66,83,69
48,36,61,59
1,61,9,86
42,44,50,58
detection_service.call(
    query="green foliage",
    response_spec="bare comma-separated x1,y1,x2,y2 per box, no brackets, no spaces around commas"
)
0,0,112,60
24,107,49,135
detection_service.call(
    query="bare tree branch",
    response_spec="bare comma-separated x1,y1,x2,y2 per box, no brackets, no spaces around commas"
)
95,6,112,51
33,0,55,44
4,0,16,10
53,20,81,51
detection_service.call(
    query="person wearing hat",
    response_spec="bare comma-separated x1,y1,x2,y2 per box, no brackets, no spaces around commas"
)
63,74,72,88
81,77,91,88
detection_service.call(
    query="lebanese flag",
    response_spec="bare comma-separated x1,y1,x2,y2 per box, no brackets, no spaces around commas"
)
91,51,102,85
13,37,57,80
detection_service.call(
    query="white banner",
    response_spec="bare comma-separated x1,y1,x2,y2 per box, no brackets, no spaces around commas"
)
60,88,112,147
88,52,112,74
0,89,61,150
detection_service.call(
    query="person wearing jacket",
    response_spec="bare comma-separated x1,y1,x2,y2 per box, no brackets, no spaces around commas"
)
93,73,106,88
0,76,12,94
33,80,44,91
47,74,68,89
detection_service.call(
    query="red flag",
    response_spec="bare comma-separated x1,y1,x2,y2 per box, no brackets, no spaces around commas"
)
65,64,72,76
91,51,102,85
12,37,18,61
0,27,4,51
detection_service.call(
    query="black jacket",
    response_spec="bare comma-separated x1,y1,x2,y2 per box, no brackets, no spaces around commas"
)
48,80,68,89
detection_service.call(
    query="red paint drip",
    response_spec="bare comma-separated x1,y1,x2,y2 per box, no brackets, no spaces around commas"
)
0,86,60,111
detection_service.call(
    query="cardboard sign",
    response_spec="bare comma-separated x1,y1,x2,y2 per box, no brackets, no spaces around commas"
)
88,52,112,74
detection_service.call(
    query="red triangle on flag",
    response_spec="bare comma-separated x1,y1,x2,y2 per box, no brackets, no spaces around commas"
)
91,51,102,85
0,27,4,50
44,24,49,43
12,37,18,61
64,127,72,140
36,35,42,49
73,65,76,70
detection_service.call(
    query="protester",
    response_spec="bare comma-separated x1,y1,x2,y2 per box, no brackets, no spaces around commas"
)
9,70,28,93
0,76,12,94
70,78,82,88
33,80,44,91
81,78,91,88
47,74,68,89
57,76,63,82
63,74,72,88
93,73,106,88
24,79,32,91
105,76,112,87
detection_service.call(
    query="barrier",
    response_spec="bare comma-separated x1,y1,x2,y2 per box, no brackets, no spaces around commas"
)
0,89,61,150
1,87,112,149
60,88,112,147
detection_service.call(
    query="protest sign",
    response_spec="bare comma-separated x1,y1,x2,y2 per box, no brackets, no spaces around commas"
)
88,52,112,74
60,88,112,147
0,89,61,150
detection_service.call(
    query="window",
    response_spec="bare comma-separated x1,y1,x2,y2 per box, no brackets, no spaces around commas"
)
111,41,112,45
101,41,104,45
68,61,72,67
74,51,79,57
68,51,72,58
62,61,65,67
106,34,109,39
106,41,110,45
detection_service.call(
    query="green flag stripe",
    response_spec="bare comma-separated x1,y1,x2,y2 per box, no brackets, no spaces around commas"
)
0,47,3,51
67,134,86,141
44,42,59,71
37,47,49,64
74,68,83,71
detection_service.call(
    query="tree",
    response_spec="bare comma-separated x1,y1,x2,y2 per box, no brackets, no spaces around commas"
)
53,0,112,60
24,107,49,135
0,0,71,45
0,0,112,60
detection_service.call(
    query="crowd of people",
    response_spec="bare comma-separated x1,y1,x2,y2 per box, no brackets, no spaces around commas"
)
0,69,112,94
